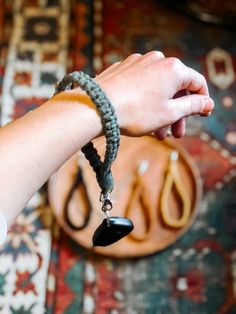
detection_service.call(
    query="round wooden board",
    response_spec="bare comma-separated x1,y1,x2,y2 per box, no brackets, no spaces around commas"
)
48,136,202,258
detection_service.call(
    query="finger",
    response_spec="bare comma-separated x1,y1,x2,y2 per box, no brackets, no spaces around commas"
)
163,58,209,96
154,126,167,140
168,94,214,121
200,110,213,117
181,66,209,96
171,117,186,138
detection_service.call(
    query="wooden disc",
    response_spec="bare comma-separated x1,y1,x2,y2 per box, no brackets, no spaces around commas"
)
48,136,202,258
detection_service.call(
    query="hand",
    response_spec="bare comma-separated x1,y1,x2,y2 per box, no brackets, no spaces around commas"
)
96,51,214,140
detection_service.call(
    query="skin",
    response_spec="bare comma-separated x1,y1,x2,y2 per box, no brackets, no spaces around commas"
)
0,51,214,228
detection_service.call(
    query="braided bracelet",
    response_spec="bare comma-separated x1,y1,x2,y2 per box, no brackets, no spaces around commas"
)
55,71,133,247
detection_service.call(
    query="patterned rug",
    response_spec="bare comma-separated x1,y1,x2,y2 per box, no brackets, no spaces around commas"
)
0,0,236,313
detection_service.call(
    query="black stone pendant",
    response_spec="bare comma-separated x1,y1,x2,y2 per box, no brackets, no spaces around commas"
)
92,217,134,247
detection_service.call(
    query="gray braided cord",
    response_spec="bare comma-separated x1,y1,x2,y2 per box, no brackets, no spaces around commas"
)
54,71,120,196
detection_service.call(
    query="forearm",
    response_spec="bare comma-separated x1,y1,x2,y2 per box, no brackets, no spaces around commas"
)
0,89,102,226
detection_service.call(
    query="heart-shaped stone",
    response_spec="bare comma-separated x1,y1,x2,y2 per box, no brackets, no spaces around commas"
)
92,217,134,247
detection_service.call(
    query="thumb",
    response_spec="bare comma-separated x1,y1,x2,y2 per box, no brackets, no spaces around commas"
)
169,94,214,120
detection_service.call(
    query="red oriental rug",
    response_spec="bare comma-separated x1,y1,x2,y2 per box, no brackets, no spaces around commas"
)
0,0,236,314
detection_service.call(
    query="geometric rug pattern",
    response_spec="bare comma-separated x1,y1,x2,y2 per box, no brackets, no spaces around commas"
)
0,0,236,313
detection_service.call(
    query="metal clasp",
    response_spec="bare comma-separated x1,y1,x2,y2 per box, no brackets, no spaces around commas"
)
100,193,113,225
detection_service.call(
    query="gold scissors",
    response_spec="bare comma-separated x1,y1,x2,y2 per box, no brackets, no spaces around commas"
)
160,150,191,228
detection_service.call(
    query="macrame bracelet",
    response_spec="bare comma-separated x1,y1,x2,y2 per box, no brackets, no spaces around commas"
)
54,71,120,198
55,72,134,246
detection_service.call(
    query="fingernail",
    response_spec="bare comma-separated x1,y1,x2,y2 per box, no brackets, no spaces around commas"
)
202,97,214,114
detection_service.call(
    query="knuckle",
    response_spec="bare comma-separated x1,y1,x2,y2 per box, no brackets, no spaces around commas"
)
166,57,182,71
129,53,142,59
123,53,142,64
144,50,165,59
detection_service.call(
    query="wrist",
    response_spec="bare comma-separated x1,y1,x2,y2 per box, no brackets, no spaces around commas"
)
94,76,126,135
53,88,104,141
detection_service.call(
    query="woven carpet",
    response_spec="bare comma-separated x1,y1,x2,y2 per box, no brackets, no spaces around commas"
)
0,0,236,313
